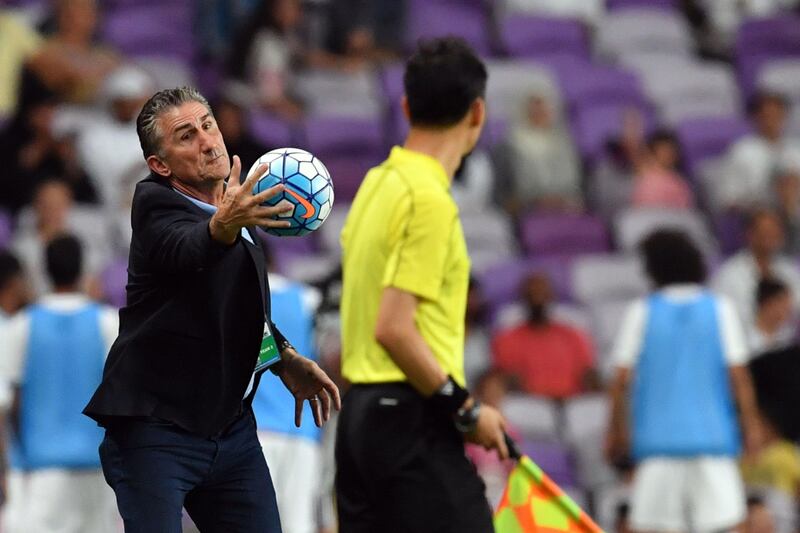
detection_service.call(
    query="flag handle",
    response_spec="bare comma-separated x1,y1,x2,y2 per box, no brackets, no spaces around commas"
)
504,432,522,461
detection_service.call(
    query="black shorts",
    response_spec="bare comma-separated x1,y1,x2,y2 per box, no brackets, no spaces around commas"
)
335,383,494,533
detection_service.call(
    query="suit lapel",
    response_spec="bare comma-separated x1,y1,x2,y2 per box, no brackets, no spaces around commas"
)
241,226,267,317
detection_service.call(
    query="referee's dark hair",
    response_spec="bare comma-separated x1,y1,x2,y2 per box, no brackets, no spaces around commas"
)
403,37,487,128
640,229,706,288
0,250,23,291
45,234,83,288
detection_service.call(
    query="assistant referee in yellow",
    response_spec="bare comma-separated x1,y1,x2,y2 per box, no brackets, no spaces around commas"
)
335,37,508,533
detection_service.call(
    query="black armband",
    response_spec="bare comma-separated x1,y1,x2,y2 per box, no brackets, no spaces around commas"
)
429,376,470,416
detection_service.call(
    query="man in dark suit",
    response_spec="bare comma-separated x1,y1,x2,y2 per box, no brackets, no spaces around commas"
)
84,87,340,533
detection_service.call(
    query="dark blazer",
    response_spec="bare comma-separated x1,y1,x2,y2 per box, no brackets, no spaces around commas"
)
84,174,287,437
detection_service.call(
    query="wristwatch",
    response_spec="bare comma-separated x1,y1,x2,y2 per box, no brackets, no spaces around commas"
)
453,400,481,434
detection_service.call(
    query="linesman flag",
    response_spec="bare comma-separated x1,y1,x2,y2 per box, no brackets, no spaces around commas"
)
494,436,604,533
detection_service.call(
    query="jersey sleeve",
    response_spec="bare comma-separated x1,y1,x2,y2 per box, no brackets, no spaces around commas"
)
716,295,749,366
381,189,457,301
611,299,647,369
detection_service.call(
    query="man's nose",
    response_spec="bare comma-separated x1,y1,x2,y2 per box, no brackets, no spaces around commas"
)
199,129,217,152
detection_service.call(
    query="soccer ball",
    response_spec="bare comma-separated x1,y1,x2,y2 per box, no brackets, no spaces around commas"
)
248,147,334,237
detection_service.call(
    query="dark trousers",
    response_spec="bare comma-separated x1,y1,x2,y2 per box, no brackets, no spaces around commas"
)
99,408,282,533
335,383,494,533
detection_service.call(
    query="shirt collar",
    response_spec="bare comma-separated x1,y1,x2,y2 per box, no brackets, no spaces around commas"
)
389,146,450,190
173,188,217,214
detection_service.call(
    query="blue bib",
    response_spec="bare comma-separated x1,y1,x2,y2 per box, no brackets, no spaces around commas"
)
632,292,740,460
252,282,321,442
12,303,106,470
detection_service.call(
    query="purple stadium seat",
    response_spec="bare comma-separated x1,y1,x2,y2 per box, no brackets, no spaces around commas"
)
607,0,677,9
519,213,610,256
405,0,492,56
520,440,578,489
558,64,644,109
714,210,747,256
304,116,384,156
735,15,800,97
571,101,655,161
101,3,195,62
480,256,575,316
500,15,589,59
101,257,129,309
0,209,12,249
318,154,383,202
675,116,752,176
248,112,298,151
378,62,404,103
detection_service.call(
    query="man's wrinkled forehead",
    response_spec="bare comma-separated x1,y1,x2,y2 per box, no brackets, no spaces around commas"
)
159,101,213,137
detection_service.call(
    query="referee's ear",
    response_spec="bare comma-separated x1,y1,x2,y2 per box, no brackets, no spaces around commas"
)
401,96,411,123
468,98,485,129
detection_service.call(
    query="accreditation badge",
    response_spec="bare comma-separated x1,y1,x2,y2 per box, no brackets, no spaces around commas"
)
254,321,280,372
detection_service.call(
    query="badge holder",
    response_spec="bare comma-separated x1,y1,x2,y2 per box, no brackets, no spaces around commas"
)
255,321,281,372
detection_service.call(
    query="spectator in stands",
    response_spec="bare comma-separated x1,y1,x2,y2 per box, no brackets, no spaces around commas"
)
494,91,582,215
720,92,800,210
213,88,266,171
226,0,363,120
11,179,109,297
632,130,695,209
589,107,645,220
26,0,119,106
253,243,324,533
749,278,795,356
712,209,800,327
699,0,798,51
12,179,73,296
463,277,491,388
0,11,42,117
74,65,153,210
607,229,760,533
326,0,406,61
772,163,800,254
451,149,497,213
0,252,29,321
0,235,118,533
492,272,597,399
0,95,97,212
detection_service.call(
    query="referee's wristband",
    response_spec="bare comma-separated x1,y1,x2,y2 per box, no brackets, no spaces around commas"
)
429,376,469,416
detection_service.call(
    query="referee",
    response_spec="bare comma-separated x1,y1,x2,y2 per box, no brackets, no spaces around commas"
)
335,38,508,533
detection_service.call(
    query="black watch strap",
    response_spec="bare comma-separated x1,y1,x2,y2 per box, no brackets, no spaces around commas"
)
429,376,469,416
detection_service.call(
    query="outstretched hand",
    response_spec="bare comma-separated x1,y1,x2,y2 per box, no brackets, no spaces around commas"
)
274,349,342,428
209,155,293,244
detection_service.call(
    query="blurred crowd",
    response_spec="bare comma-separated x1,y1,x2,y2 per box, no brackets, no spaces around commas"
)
2,0,800,532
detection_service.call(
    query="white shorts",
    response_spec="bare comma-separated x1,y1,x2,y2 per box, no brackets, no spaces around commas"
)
630,456,746,533
1,468,119,533
258,431,322,533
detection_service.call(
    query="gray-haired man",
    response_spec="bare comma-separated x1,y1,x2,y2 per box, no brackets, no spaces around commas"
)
84,87,341,533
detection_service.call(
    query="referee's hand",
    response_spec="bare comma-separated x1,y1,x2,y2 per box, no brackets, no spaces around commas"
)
467,405,509,460
210,155,294,244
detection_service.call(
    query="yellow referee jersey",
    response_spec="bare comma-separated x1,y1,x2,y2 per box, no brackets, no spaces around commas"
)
340,146,471,386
